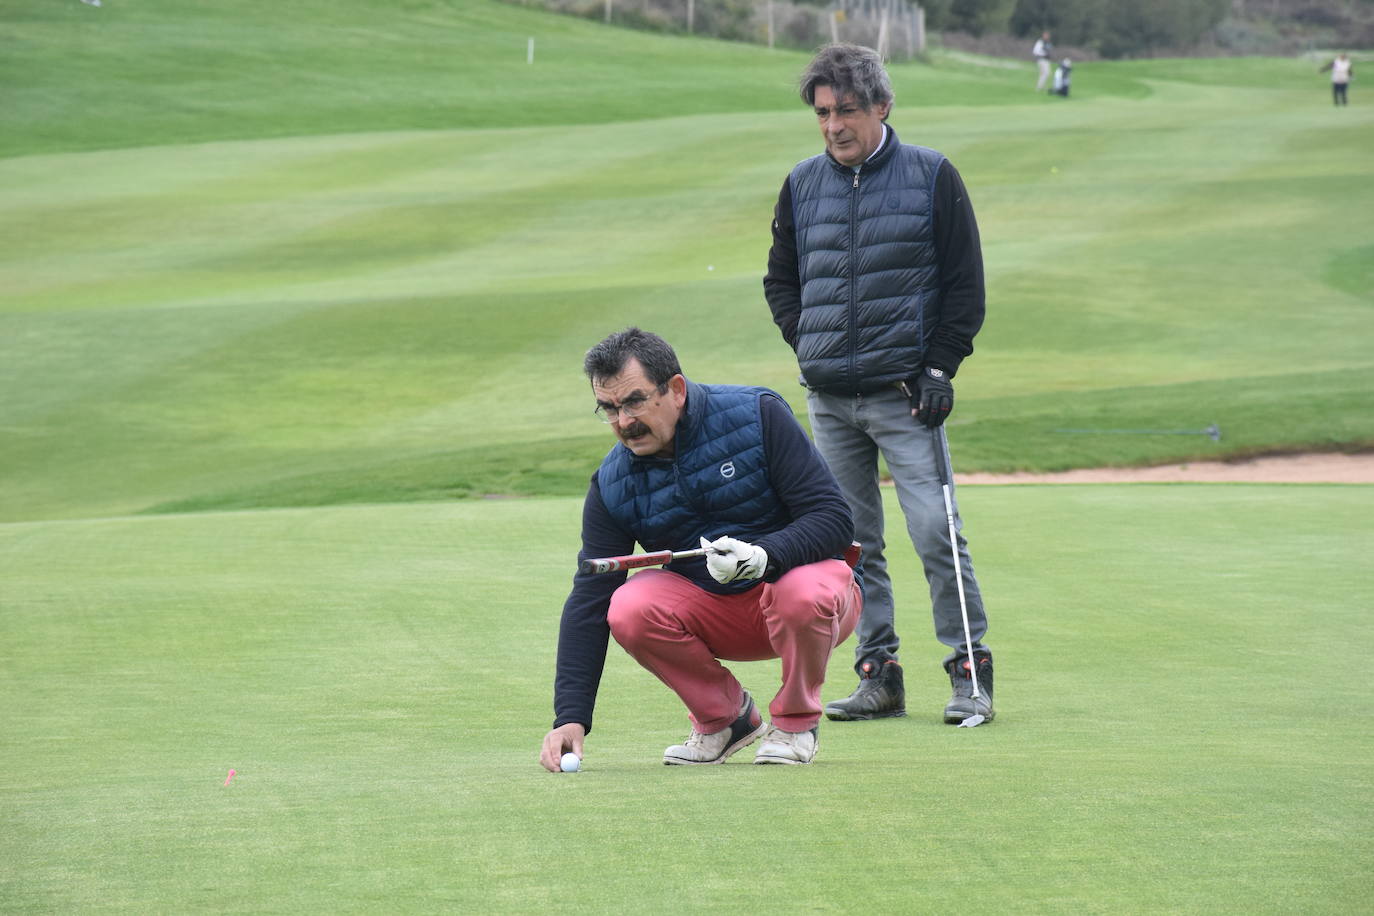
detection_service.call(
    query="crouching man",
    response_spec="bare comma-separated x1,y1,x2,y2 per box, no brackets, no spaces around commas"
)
538,328,863,769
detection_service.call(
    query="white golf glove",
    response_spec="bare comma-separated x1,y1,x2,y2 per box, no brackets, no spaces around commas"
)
699,536,769,584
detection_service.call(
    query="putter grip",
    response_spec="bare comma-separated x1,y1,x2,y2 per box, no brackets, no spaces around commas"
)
579,550,677,575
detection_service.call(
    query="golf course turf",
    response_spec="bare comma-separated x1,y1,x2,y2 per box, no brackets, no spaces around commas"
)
2,1,1370,911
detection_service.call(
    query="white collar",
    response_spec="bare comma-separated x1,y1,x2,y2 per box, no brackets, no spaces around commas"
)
853,123,890,172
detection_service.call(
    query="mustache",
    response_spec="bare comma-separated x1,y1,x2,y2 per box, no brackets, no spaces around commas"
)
619,422,650,439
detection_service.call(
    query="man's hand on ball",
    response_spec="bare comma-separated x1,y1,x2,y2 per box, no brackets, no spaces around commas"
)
699,536,768,584
539,723,585,773
910,366,954,428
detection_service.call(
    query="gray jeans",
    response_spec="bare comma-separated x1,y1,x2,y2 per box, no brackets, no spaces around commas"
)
807,386,988,673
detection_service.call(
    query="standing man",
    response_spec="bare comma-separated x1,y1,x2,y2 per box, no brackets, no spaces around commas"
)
763,43,994,725
1033,31,1054,92
538,328,863,770
1320,53,1352,106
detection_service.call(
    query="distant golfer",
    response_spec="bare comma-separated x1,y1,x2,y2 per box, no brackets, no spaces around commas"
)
1033,31,1053,91
764,43,995,725
1320,53,1353,106
538,328,862,770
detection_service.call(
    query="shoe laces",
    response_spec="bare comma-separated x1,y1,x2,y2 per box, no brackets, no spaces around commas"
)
954,657,990,677
764,725,809,748
681,728,711,748
858,660,898,686
952,658,991,696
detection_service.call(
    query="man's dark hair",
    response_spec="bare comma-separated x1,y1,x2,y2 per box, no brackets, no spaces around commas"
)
799,43,894,111
584,327,682,387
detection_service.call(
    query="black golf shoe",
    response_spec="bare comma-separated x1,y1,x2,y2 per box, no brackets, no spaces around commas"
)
943,655,994,724
824,659,906,720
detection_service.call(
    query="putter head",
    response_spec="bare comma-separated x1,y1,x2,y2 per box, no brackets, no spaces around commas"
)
958,714,986,728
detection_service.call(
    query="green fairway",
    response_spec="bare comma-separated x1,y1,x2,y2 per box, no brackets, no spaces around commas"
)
2,487,1370,911
3,1,1372,521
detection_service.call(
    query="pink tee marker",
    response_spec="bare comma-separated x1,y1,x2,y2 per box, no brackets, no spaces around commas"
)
224,769,236,786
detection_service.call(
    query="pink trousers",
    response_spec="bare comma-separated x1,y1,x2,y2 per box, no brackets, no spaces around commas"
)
607,559,862,733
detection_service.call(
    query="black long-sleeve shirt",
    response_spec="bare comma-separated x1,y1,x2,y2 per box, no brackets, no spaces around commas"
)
552,391,854,734
763,131,986,377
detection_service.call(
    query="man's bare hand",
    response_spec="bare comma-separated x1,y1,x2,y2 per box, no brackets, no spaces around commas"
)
539,723,587,772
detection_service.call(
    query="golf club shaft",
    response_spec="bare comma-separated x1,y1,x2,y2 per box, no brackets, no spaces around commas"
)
579,547,709,576
934,427,982,702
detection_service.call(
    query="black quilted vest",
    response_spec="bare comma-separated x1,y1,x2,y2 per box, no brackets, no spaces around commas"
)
788,131,945,392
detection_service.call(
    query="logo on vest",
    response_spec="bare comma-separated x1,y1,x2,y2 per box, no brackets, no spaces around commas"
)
720,461,736,480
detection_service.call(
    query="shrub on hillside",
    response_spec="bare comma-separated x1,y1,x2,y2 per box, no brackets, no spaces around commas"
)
504,0,929,57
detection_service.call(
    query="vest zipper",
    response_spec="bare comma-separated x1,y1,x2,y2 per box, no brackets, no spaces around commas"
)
848,169,860,383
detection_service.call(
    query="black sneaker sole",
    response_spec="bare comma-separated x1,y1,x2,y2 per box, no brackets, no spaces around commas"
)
824,707,907,721
943,709,994,725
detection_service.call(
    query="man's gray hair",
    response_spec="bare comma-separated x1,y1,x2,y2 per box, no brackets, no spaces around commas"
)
584,327,682,387
799,43,894,111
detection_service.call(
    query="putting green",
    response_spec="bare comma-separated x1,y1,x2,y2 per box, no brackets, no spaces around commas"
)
1,486,1370,911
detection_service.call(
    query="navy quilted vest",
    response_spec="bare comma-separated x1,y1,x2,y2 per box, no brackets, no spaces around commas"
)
788,132,944,391
597,381,790,593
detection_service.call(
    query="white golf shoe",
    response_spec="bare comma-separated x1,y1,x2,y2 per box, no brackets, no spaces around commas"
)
663,690,767,765
753,724,819,765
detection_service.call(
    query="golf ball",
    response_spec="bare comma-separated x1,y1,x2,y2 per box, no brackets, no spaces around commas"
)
560,752,581,773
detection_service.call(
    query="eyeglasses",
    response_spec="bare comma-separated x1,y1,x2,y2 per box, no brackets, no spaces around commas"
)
594,384,668,423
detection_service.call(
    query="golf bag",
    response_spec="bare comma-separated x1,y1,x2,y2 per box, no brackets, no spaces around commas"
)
1052,59,1072,97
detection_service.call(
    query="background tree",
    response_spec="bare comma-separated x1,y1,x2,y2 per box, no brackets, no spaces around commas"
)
1011,0,1229,57
1097,0,1228,57
1009,0,1104,46
943,0,1017,35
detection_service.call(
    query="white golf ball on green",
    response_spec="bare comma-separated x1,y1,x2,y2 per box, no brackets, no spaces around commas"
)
560,752,581,773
